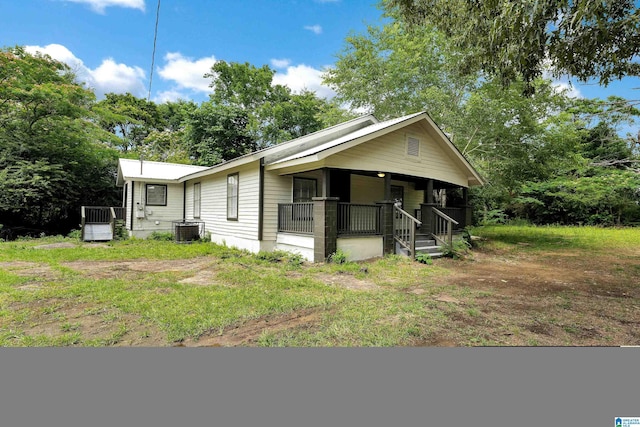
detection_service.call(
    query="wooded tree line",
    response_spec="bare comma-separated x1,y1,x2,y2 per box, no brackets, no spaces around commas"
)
2,0,640,237
0,47,353,237
325,1,640,226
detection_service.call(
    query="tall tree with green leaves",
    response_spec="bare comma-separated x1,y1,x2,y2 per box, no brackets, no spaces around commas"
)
323,11,478,128
186,60,354,165
387,0,640,94
0,46,120,236
93,92,166,153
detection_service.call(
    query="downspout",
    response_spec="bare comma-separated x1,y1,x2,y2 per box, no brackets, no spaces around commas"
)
130,181,135,231
258,158,264,241
183,181,187,221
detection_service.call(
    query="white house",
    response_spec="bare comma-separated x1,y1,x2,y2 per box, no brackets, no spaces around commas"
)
115,111,483,262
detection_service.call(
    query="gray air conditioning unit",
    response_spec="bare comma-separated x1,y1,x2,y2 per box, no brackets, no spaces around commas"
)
172,220,204,243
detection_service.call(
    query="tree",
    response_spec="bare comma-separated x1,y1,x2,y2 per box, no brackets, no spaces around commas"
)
93,92,166,153
185,60,354,165
387,0,640,93
186,103,255,166
323,13,478,124
137,100,198,163
0,46,119,235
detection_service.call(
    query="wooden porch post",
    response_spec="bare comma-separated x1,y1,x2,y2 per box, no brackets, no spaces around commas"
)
463,187,472,228
420,179,436,234
321,168,330,198
376,199,395,255
384,173,391,200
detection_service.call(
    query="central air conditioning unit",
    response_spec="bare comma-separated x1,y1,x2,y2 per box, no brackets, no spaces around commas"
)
172,220,204,243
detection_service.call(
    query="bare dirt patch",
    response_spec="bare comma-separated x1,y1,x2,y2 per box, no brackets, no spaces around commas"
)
63,257,216,280
179,308,324,347
316,273,380,291
34,242,78,249
17,301,168,346
427,247,640,346
0,261,60,282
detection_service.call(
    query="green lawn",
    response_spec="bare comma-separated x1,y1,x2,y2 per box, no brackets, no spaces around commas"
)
1,226,638,347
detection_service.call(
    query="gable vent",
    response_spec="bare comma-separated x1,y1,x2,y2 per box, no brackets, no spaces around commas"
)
407,136,420,157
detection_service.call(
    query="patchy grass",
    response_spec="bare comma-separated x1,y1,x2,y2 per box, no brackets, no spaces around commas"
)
1,227,639,347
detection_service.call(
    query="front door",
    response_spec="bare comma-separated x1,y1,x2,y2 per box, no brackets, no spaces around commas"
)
329,169,351,202
391,185,404,208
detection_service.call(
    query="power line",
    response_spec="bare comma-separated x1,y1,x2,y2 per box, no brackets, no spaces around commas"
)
147,0,161,101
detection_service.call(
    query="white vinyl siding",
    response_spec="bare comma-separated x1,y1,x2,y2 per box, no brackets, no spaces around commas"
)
128,181,185,235
327,124,468,186
263,171,295,242
124,181,132,231
290,123,469,187
349,174,423,213
189,162,260,241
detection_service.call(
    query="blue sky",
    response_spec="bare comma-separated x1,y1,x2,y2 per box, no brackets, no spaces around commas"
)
1,0,387,103
2,0,640,119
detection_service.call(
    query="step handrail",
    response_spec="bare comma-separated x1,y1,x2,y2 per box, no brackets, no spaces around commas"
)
109,207,116,239
393,205,421,256
81,206,86,241
432,207,459,247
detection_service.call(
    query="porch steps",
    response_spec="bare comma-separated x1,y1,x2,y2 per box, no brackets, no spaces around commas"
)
396,234,445,259
415,234,444,259
83,223,113,242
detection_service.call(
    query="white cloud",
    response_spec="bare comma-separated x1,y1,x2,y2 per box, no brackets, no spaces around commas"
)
552,80,582,99
63,0,145,13
157,52,216,93
270,58,291,69
153,89,189,104
25,44,146,97
92,58,146,95
304,25,323,35
273,64,335,99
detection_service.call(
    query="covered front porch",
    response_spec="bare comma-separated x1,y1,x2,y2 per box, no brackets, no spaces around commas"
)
274,168,471,262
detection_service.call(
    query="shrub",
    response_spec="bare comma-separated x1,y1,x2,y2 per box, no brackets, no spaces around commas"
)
67,229,82,240
328,249,347,264
415,253,432,264
148,231,174,241
442,239,472,260
256,250,305,267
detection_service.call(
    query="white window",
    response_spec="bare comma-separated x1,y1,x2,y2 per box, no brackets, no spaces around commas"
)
146,184,167,206
227,173,238,220
407,136,420,157
193,183,201,218
293,178,317,203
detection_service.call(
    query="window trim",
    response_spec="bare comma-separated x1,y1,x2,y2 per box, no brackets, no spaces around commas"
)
293,177,317,203
145,184,167,207
227,173,239,221
193,182,201,219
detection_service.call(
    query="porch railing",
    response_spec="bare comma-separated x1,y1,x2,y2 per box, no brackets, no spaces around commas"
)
278,203,314,234
338,203,382,235
393,205,421,256
81,206,118,241
113,207,125,221
432,208,459,247
437,207,465,229
416,207,465,230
